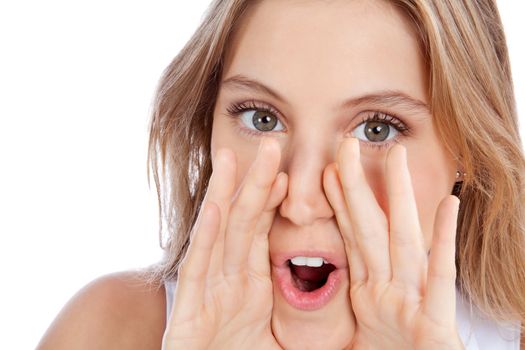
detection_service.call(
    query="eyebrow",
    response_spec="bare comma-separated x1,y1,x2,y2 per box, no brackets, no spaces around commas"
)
221,74,430,115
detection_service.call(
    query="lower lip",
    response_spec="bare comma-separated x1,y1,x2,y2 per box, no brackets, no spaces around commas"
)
273,263,345,311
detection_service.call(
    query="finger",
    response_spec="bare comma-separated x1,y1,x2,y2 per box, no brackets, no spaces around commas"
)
423,195,460,326
264,172,288,212
204,148,237,279
387,144,427,290
337,137,390,282
172,201,221,322
223,137,281,276
323,163,368,284
248,172,288,277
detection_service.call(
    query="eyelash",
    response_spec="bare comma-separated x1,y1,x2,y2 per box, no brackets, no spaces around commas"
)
225,99,411,150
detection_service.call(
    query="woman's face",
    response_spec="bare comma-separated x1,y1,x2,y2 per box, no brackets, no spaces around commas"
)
211,0,457,347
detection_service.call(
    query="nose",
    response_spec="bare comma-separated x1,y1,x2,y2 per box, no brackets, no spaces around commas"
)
278,138,335,226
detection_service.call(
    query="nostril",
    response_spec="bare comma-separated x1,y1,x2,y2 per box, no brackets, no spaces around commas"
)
279,192,334,226
279,198,313,226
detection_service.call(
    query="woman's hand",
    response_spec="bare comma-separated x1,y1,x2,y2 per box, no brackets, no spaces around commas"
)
323,138,464,350
162,137,287,350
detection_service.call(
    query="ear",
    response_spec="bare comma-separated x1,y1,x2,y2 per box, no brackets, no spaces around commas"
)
453,148,467,183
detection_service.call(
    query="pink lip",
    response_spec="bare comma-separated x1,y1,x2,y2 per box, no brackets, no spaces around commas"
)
271,251,348,311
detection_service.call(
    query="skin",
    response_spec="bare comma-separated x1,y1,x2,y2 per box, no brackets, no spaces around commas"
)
165,0,463,349
34,0,525,349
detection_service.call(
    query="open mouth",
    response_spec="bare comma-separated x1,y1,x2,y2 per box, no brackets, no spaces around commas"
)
272,253,346,311
288,257,337,292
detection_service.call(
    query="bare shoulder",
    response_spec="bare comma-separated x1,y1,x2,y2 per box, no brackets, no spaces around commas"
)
36,270,167,350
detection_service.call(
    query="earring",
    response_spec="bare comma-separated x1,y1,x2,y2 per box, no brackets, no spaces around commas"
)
453,170,466,197
455,170,466,180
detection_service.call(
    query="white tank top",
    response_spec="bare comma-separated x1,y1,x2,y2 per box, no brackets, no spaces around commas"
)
164,280,521,349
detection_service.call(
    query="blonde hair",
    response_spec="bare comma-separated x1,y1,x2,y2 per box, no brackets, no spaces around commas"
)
143,0,525,327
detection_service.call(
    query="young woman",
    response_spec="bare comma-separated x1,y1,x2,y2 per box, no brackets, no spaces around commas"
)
37,0,525,349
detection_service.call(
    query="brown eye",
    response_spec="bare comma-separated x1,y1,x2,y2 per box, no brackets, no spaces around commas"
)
352,119,399,143
227,101,285,135
237,108,284,133
364,121,390,142
252,110,278,131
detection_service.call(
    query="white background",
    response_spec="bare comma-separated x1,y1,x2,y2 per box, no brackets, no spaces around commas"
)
0,1,523,349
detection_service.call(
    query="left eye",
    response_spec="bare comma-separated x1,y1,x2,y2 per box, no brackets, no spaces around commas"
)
352,120,398,142
240,109,285,132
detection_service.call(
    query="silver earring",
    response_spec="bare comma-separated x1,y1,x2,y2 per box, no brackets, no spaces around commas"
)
455,170,466,180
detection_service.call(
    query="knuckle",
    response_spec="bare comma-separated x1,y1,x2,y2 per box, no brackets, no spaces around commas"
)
228,215,255,234
341,181,358,194
357,224,383,242
389,229,413,246
250,174,273,192
429,265,456,280
232,199,252,215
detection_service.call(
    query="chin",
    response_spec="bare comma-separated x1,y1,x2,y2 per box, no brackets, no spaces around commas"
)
271,269,355,349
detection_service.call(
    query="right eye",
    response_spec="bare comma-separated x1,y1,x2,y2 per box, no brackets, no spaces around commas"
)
226,100,286,136
240,109,285,132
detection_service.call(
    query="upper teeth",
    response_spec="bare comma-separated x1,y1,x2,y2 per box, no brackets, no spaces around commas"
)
290,256,328,267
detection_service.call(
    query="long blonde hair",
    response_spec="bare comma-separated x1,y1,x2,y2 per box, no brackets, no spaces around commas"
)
143,0,525,326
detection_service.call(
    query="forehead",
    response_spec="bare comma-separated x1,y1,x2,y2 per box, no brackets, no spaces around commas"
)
221,0,429,108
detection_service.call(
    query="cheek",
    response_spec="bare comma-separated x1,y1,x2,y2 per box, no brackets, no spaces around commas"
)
361,148,455,250
410,155,455,249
